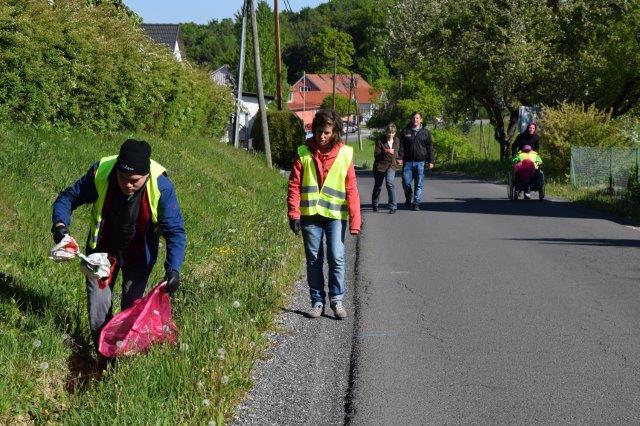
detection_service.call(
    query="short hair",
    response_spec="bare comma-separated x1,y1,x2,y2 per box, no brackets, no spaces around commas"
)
411,111,422,118
311,109,343,146
385,123,397,134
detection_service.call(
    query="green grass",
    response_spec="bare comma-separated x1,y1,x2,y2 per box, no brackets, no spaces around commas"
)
350,134,376,170
0,127,304,424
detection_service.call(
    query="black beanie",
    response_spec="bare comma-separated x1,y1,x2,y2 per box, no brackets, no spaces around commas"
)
116,139,151,175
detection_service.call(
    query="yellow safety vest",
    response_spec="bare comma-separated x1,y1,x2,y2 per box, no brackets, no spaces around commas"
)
89,155,165,249
298,144,352,220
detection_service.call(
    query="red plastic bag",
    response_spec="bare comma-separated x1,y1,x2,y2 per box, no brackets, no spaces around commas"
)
98,282,177,357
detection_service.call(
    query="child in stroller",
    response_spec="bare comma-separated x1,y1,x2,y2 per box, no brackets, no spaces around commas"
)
509,145,544,200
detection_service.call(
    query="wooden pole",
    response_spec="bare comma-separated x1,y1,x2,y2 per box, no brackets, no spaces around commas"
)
332,56,337,111
233,0,248,148
274,0,282,110
249,0,272,168
345,73,354,145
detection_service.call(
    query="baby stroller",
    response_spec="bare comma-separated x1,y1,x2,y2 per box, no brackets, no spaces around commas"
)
507,158,544,201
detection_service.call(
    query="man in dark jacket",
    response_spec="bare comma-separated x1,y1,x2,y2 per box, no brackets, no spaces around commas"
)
511,121,540,156
398,111,434,211
51,139,186,364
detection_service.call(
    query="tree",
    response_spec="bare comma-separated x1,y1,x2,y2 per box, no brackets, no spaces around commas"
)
321,94,352,116
386,0,640,160
307,27,355,73
389,0,560,160
181,19,237,68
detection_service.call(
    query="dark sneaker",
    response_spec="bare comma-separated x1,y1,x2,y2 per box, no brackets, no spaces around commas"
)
412,204,420,211
524,192,531,200
307,302,324,319
388,208,396,214
404,201,412,209
330,301,347,319
372,206,379,212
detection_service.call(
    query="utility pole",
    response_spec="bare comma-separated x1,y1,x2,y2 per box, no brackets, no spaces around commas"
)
233,0,248,148
274,0,282,110
303,71,306,113
332,56,337,111
345,72,354,145
249,0,272,168
353,75,362,151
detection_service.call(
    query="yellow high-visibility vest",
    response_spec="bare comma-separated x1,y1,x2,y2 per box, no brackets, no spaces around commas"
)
89,155,165,249
298,144,353,220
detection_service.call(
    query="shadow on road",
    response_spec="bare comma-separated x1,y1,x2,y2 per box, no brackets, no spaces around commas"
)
498,238,640,248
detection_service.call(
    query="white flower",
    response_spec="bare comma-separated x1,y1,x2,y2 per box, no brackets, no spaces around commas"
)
38,362,49,371
197,381,204,390
199,282,205,289
220,375,229,385
180,343,189,352
202,399,211,407
227,228,236,233
32,340,42,348
217,348,226,359
232,300,240,309
208,421,216,426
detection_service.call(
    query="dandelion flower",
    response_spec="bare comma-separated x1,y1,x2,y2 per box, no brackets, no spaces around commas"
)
180,343,190,352
221,375,229,385
38,362,49,371
202,399,211,407
199,282,205,289
232,300,241,309
32,339,42,348
217,348,226,358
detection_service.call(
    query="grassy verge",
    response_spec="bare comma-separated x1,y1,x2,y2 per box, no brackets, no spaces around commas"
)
349,132,376,170
0,127,303,424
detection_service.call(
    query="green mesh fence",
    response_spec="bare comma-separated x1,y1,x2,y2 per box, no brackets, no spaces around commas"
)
570,147,640,190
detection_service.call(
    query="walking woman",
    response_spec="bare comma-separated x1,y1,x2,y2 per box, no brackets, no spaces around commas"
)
372,123,402,213
287,109,361,319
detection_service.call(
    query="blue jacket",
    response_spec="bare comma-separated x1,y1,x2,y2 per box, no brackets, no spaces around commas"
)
52,161,186,274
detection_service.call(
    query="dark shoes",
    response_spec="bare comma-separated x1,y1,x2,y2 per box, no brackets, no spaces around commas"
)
412,204,420,211
388,208,396,214
404,201,412,209
372,206,379,212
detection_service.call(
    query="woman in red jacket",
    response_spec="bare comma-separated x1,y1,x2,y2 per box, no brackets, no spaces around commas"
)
287,109,361,319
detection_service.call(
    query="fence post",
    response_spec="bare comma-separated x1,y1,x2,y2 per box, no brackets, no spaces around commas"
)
608,148,614,193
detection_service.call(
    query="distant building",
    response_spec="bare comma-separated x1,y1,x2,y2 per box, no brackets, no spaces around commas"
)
210,64,235,88
140,24,186,62
234,92,276,145
288,73,379,129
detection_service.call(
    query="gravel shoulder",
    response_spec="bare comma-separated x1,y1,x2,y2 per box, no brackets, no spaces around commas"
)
233,232,359,425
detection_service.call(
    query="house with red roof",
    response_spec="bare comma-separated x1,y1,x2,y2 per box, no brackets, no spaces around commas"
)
287,73,379,130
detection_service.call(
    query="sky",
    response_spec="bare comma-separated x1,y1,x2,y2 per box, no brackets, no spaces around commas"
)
124,1,328,25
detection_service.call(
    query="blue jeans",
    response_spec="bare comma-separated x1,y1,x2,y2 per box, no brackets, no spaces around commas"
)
402,161,425,205
372,168,397,209
301,216,346,304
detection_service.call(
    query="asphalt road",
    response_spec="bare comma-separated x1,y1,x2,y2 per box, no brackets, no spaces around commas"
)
349,171,640,424
235,171,640,425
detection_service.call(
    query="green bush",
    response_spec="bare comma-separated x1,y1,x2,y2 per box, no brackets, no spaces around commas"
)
432,128,475,163
251,110,305,168
0,0,233,137
539,103,631,175
626,164,640,203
